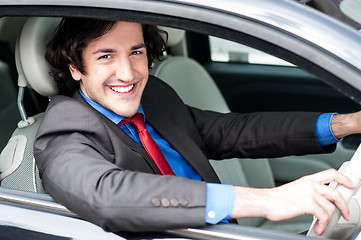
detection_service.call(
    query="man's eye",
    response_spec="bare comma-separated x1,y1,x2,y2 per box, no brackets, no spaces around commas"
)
131,50,142,55
99,54,111,60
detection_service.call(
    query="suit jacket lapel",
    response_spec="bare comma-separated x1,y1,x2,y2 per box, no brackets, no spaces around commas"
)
143,99,220,183
105,116,162,174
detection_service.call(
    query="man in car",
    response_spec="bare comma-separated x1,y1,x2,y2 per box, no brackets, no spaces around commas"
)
34,18,360,235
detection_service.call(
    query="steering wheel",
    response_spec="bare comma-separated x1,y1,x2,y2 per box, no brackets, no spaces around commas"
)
307,145,361,239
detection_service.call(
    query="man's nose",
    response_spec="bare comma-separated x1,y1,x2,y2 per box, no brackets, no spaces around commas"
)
115,58,135,82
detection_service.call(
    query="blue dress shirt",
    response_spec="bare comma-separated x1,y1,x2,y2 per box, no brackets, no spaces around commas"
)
80,90,339,224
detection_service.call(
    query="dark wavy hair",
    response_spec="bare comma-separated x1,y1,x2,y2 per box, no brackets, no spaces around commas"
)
45,18,167,96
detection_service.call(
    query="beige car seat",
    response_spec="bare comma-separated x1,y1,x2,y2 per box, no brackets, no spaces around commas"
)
0,17,60,193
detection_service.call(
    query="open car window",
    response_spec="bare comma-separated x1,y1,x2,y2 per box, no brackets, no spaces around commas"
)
0,1,360,239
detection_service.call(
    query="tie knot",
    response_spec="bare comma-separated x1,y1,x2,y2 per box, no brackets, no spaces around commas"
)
118,113,145,133
130,113,146,132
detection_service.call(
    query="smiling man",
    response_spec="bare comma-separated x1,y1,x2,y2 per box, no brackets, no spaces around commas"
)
68,22,148,118
34,18,361,235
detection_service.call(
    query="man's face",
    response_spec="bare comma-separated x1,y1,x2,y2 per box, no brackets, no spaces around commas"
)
69,21,148,117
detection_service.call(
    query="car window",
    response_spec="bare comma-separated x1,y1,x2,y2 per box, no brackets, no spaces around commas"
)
209,36,293,66
0,1,360,238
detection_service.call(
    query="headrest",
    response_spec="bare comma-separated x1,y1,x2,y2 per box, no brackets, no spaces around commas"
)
16,17,61,97
159,26,185,47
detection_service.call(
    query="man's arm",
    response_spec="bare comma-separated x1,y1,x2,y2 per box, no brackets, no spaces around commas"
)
189,108,335,160
331,112,361,139
230,169,355,235
206,112,360,229
220,112,361,234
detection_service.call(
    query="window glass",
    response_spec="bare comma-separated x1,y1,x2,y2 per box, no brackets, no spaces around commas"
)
209,36,293,66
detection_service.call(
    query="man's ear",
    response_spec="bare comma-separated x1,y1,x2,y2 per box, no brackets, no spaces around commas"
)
69,64,82,81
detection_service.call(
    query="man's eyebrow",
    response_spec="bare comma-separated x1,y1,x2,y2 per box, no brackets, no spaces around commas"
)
92,48,116,55
131,43,146,50
92,44,146,55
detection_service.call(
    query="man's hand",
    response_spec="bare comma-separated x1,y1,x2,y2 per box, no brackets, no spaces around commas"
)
331,111,361,139
230,169,355,235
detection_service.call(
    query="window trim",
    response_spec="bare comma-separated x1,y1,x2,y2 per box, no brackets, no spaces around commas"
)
0,187,76,218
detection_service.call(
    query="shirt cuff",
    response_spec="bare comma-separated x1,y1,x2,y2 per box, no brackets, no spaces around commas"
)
315,113,341,147
205,183,234,224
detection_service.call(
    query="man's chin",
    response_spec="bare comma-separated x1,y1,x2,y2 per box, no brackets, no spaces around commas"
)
113,108,139,118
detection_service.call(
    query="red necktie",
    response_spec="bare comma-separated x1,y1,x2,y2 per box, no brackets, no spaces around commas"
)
118,113,175,175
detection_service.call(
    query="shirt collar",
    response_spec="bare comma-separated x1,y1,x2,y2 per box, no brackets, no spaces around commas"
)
79,89,145,125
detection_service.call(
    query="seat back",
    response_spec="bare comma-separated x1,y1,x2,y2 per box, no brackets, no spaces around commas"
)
0,113,45,192
0,17,60,192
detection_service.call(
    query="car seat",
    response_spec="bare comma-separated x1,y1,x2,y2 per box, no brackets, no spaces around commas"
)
0,17,60,193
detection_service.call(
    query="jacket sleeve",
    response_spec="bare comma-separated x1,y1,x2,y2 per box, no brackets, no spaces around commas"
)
34,96,207,233
188,107,336,160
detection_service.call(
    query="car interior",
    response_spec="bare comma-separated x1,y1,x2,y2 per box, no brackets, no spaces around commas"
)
0,12,360,237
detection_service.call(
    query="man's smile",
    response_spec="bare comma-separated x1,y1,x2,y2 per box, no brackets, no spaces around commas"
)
110,84,135,93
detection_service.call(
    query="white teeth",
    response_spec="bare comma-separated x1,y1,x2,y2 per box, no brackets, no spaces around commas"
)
111,84,134,93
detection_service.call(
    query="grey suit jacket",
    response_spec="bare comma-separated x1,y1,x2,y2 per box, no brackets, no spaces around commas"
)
34,76,334,232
